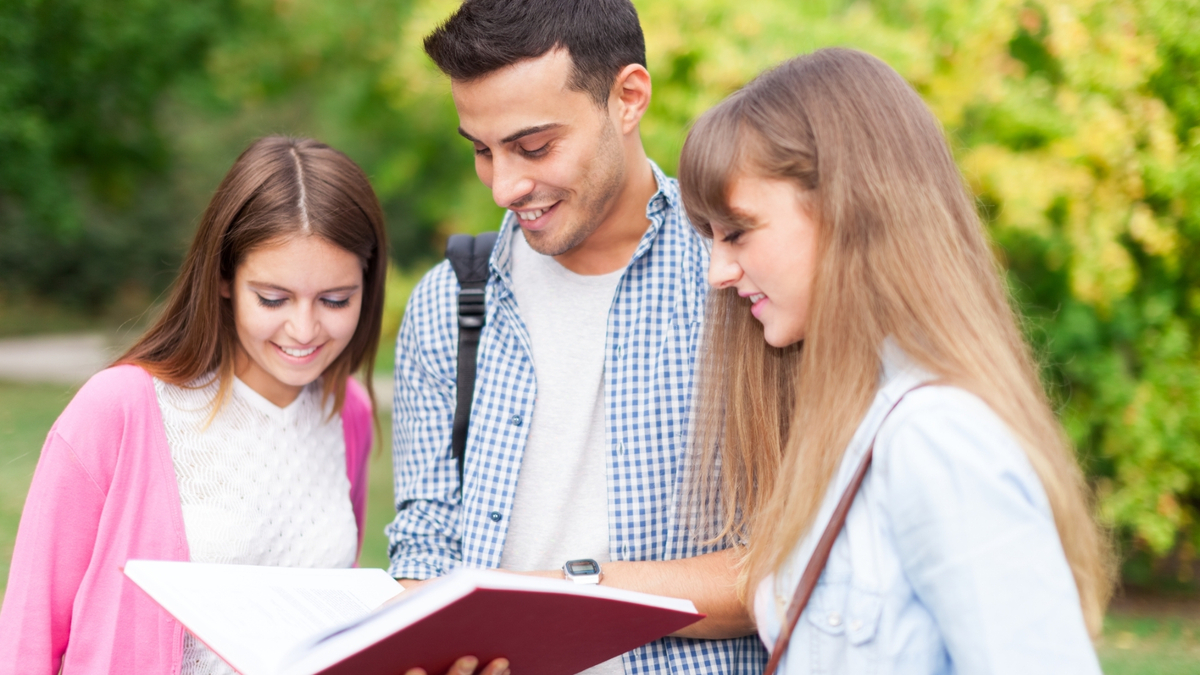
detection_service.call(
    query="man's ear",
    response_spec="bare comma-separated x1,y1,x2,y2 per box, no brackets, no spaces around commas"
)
611,63,651,135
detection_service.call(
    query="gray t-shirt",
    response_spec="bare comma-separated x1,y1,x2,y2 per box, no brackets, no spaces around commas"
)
500,230,624,674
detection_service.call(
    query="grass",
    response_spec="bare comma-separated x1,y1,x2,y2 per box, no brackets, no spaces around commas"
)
1097,610,1200,674
3,379,1200,672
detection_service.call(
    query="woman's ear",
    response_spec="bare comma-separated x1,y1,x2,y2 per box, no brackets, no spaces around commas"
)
220,278,232,299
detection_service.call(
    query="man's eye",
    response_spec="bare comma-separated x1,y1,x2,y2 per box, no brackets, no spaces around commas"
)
256,295,286,308
521,143,550,158
721,230,743,244
474,145,491,157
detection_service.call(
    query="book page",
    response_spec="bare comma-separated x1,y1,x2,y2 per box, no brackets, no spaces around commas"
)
124,560,403,675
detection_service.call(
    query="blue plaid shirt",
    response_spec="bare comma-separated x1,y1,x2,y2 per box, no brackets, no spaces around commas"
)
387,162,767,674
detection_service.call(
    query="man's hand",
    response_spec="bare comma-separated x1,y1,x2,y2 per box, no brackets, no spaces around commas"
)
405,656,509,675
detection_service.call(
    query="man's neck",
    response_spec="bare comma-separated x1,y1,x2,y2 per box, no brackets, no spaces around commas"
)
553,152,657,276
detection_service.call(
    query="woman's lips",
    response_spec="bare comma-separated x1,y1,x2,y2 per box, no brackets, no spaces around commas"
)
749,293,768,319
274,342,322,364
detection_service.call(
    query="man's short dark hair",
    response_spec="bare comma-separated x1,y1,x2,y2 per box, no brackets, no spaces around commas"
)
424,0,647,107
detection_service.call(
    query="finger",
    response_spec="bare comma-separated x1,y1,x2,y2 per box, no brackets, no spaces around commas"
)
454,656,479,675
481,658,510,675
404,670,427,675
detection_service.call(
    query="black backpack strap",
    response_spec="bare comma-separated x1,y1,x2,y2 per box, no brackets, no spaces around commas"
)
444,232,498,485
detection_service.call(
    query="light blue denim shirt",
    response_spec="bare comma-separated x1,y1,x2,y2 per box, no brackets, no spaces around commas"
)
754,343,1101,674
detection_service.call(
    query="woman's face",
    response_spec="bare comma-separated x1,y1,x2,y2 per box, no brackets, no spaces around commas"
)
707,174,820,348
222,235,364,407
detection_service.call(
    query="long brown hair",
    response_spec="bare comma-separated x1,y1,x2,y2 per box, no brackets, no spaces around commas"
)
679,48,1113,633
118,136,388,418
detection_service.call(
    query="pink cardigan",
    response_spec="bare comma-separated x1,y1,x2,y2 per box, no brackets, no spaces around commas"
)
0,365,374,675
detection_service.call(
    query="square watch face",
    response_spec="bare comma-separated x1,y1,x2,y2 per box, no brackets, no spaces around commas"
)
566,560,600,575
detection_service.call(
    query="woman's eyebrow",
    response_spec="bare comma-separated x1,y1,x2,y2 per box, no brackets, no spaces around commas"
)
246,282,360,293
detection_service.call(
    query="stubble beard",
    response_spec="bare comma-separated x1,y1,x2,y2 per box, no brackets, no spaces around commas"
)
521,118,626,257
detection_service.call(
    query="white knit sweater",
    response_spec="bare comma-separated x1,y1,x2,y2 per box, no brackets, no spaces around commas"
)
154,375,357,675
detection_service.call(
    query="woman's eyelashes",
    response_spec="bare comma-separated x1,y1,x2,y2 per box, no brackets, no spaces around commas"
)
256,295,286,308
254,294,353,309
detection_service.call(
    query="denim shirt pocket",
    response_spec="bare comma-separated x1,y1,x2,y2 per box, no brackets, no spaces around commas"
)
804,582,884,673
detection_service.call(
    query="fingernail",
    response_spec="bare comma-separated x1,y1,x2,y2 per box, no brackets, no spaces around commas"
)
459,656,479,674
494,659,510,674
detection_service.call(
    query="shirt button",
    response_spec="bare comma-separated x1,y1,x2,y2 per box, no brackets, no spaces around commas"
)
827,612,842,627
510,414,522,426
850,619,863,631
489,511,502,522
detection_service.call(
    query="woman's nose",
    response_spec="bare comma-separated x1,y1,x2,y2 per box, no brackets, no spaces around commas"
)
708,245,742,289
287,305,319,344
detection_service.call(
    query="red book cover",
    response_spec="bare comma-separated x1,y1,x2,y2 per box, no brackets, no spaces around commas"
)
313,583,703,675
124,561,704,675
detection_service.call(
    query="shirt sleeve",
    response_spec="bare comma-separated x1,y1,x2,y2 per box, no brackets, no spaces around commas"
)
876,388,1101,674
0,429,107,675
386,262,466,580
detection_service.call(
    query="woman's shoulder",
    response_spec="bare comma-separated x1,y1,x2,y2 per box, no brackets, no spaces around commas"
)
873,384,1049,513
62,364,158,424
46,365,163,484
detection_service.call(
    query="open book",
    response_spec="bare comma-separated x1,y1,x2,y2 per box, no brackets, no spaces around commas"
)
123,560,704,675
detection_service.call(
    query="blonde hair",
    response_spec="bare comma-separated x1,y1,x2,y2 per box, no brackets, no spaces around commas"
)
679,48,1113,634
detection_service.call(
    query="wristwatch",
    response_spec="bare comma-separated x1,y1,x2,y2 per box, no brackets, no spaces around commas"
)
562,558,602,584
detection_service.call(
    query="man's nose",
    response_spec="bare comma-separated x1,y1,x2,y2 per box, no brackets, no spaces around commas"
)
489,155,536,209
708,244,742,289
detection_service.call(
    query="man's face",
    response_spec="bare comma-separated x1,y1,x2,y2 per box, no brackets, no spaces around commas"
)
452,49,626,257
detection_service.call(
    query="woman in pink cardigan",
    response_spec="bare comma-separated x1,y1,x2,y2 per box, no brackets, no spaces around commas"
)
0,136,390,675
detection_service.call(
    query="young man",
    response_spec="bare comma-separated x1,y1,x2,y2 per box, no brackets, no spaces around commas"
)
387,1,765,673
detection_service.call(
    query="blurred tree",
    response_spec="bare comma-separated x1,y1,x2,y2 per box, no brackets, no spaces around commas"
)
186,0,494,266
0,0,235,305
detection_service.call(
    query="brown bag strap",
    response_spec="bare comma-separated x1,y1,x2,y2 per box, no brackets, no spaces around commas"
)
762,383,935,675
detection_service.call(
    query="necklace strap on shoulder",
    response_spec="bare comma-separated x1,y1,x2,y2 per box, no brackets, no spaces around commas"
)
762,381,938,675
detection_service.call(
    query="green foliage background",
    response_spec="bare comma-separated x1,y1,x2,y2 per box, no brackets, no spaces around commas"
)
2,0,1199,579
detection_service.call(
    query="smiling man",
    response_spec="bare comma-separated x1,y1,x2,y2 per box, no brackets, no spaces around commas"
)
386,1,765,673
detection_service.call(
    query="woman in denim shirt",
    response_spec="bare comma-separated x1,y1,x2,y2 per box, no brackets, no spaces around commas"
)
677,48,1114,673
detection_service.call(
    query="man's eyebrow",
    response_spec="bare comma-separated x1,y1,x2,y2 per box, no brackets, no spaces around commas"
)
501,123,561,144
457,124,563,145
